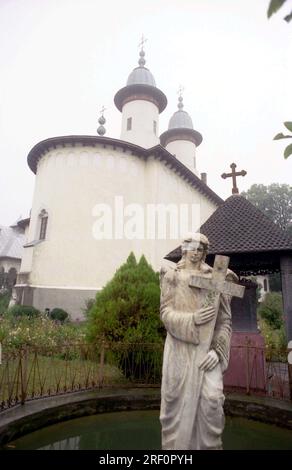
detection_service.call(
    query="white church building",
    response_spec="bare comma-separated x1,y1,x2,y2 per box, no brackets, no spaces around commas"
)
16,47,222,319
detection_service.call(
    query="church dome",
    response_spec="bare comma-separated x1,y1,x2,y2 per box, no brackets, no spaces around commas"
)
127,66,156,87
168,110,193,130
160,95,203,147
114,48,167,113
168,95,193,130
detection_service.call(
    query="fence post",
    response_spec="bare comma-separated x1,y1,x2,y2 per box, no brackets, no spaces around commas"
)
288,340,292,401
98,341,105,388
245,340,250,394
20,347,28,405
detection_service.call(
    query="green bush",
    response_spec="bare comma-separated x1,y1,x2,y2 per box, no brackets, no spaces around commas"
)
0,289,11,315
50,308,69,323
258,318,287,362
8,304,41,319
87,253,162,343
0,315,86,351
86,252,164,380
82,298,95,317
258,292,284,329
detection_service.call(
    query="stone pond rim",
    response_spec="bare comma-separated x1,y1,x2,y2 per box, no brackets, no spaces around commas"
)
0,388,292,446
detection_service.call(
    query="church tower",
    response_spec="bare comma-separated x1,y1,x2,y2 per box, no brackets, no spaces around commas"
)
160,93,202,175
114,45,167,148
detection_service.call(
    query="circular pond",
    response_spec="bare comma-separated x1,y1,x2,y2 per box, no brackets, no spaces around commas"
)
4,410,292,450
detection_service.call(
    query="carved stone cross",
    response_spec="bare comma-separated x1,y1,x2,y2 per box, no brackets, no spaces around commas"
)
190,255,245,300
177,255,245,448
221,163,247,194
189,254,244,354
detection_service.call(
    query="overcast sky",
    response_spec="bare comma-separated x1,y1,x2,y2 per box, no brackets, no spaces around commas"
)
0,0,291,226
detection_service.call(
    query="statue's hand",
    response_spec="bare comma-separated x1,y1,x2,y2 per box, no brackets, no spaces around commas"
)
198,350,219,371
194,306,216,325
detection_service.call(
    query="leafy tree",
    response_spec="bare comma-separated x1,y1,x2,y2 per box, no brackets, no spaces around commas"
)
86,253,163,380
258,292,284,329
267,2,292,156
241,183,292,232
274,122,292,159
87,252,162,343
267,0,292,22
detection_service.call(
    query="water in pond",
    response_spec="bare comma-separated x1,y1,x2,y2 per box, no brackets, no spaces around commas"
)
5,410,292,450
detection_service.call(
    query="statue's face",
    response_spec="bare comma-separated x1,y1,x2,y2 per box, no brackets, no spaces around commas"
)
182,241,205,265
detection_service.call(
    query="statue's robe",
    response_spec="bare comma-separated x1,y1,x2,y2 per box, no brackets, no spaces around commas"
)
159,264,233,450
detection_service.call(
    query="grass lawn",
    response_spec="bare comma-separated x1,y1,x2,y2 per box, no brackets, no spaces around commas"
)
0,352,126,405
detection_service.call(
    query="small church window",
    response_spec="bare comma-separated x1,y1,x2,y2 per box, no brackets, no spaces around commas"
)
153,120,157,135
39,210,48,240
127,117,132,130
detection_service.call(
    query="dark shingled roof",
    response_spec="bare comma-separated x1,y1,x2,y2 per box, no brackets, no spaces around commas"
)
166,195,292,261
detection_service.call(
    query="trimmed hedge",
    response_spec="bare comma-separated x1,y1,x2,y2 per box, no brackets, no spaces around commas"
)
8,304,41,318
50,308,69,323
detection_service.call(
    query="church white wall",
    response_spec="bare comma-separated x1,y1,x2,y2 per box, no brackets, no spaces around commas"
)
19,223,32,274
24,145,146,291
20,246,34,274
166,140,198,175
257,275,270,302
142,156,216,270
121,100,159,148
21,143,218,318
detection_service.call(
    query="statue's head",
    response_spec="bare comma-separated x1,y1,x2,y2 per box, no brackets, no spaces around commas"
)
179,233,209,267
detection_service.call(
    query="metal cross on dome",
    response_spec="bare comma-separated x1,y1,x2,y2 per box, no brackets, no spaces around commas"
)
139,34,148,50
100,106,106,116
177,84,185,98
221,163,247,195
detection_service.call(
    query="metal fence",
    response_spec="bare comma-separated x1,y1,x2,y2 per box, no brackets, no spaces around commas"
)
224,343,291,400
0,342,290,412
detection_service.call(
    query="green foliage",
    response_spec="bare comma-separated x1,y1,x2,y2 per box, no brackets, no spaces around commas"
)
284,121,292,132
269,272,282,292
87,252,162,344
274,122,292,158
0,315,86,350
259,318,287,361
241,183,292,232
86,253,163,380
267,0,292,22
50,307,69,323
8,304,41,319
0,290,11,315
284,143,292,159
258,292,284,329
82,298,95,317
268,0,287,17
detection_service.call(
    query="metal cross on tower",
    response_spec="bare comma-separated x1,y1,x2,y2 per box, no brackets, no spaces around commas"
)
177,84,185,97
138,34,148,50
221,163,247,194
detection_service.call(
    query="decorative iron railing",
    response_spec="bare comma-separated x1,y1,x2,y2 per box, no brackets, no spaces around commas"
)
0,342,290,412
224,344,290,399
